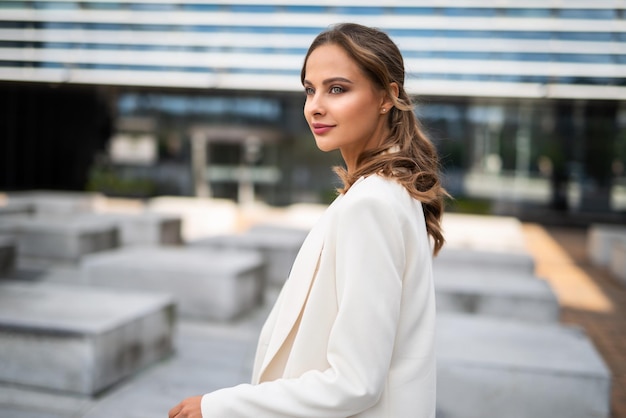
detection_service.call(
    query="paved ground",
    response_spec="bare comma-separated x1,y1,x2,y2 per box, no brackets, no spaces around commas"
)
522,224,626,418
1,213,624,417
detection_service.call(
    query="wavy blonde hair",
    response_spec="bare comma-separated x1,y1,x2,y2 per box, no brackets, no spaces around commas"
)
301,23,447,255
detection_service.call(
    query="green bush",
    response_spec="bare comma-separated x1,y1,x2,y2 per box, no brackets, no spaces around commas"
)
86,167,156,198
445,196,492,215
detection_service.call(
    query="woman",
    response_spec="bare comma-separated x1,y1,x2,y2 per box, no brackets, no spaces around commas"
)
169,22,446,418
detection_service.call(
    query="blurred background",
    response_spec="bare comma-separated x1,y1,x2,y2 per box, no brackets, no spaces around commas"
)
1,0,625,225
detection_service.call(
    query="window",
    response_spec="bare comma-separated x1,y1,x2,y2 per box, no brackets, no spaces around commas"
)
443,8,496,17
559,9,617,20
503,9,551,18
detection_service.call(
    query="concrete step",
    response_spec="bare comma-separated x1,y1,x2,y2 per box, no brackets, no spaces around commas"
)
437,314,611,418
442,213,529,253
609,240,626,286
0,216,30,240
14,216,120,263
7,191,104,215
82,246,265,321
0,236,16,277
190,224,307,286
85,213,183,247
435,270,560,322
0,201,35,219
587,223,626,267
435,247,536,275
0,281,175,396
147,196,239,242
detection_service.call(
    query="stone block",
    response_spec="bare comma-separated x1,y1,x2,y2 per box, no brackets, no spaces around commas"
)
0,199,37,245
609,240,626,286
191,224,307,286
435,269,559,322
0,281,174,395
435,247,536,275
82,247,264,321
7,190,105,215
15,217,119,263
442,213,529,253
0,236,16,277
0,201,35,219
437,314,611,418
587,223,626,266
92,213,183,247
147,196,239,242
0,213,32,240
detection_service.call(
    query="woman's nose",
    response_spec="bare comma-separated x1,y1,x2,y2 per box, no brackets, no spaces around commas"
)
305,94,325,117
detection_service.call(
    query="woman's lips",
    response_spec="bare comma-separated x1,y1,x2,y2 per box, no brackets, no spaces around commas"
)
312,123,334,135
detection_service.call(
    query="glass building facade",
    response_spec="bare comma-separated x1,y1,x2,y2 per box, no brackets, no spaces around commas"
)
1,1,625,214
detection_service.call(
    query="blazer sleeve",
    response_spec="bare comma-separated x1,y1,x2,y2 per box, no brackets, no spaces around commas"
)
201,192,405,417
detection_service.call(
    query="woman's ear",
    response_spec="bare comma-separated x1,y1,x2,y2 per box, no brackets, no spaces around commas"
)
382,82,400,112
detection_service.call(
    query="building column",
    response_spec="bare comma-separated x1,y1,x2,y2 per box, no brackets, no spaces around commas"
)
191,132,210,198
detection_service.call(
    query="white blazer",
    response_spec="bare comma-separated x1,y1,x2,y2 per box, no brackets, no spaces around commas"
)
201,174,437,418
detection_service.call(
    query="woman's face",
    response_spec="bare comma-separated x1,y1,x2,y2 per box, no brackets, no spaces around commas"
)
303,43,390,169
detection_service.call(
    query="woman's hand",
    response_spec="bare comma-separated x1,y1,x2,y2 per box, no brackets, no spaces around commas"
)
168,395,203,418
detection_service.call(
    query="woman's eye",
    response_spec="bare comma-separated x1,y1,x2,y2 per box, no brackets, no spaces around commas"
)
304,87,314,95
330,86,344,94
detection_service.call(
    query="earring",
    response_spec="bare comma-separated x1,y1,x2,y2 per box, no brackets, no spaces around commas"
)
381,108,387,113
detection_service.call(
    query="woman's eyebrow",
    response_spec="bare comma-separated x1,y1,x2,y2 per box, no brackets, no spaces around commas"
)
303,77,354,86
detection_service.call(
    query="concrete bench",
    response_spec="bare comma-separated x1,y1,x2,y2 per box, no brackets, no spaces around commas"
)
0,201,35,219
147,196,239,242
0,208,33,240
0,236,16,277
0,281,174,395
15,216,119,263
442,213,529,253
90,213,182,247
437,314,611,418
609,240,626,286
191,224,307,286
82,247,264,321
435,247,536,275
7,190,104,215
435,269,559,322
587,223,626,267
0,222,17,240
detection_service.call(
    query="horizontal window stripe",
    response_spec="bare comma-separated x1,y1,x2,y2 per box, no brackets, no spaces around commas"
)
2,29,625,54
11,0,626,11
405,79,626,100
2,10,625,33
2,47,625,79
0,47,302,69
8,43,619,64
2,36,625,58
3,24,622,42
1,65,626,100
0,29,315,47
404,57,626,78
0,66,302,90
0,60,299,76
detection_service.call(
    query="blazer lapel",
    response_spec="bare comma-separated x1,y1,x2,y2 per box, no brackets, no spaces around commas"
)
257,220,325,378
257,194,345,380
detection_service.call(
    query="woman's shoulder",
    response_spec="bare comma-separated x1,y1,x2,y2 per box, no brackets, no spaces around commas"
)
339,174,410,212
349,174,406,198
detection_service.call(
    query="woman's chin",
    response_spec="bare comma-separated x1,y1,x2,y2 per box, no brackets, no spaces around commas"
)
314,140,338,153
